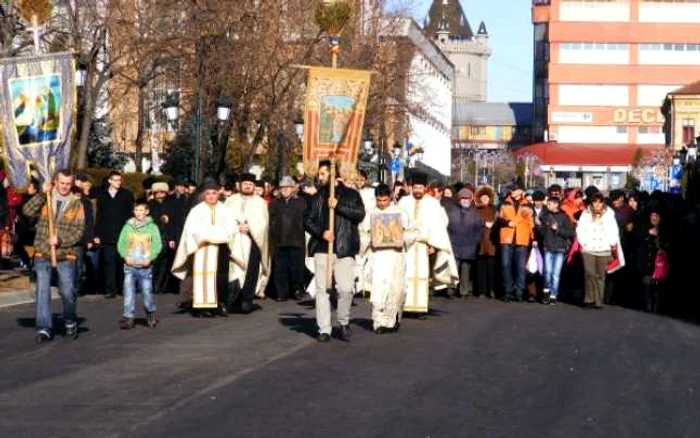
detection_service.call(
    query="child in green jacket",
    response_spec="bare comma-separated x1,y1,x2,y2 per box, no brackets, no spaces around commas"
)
117,200,163,329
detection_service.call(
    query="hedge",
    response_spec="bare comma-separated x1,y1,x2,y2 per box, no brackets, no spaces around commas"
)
79,168,171,199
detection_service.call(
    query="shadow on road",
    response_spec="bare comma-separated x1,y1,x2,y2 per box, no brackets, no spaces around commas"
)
278,312,317,338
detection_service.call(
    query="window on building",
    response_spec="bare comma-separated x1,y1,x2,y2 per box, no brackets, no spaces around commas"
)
471,126,486,136
616,126,627,134
683,119,696,144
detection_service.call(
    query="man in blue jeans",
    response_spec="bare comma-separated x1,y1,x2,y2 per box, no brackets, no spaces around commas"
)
23,170,86,343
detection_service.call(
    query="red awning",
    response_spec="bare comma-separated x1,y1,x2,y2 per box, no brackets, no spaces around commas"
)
512,143,666,166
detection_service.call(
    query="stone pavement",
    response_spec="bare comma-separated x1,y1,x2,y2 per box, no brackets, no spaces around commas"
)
1,293,699,438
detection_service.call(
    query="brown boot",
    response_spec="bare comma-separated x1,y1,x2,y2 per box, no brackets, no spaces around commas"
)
119,317,134,330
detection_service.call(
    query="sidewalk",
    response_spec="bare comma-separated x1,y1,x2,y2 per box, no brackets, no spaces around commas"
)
0,270,57,309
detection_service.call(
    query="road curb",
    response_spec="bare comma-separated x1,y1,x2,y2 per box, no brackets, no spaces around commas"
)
0,287,59,309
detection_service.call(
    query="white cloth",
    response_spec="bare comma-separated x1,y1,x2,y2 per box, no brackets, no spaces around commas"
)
399,195,458,313
224,194,270,297
360,204,409,329
355,187,375,293
171,202,235,308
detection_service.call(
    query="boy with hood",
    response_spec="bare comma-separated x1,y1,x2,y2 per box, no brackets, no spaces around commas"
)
537,197,574,305
117,200,163,329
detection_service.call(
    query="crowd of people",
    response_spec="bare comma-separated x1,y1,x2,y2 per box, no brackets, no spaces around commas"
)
6,161,697,345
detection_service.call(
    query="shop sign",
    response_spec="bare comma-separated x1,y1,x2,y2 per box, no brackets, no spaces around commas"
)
613,108,664,124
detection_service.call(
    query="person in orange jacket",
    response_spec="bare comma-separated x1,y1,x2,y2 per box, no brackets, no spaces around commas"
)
499,184,535,302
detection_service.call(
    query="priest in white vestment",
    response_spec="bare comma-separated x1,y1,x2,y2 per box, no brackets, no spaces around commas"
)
360,184,412,333
172,179,235,316
399,172,458,315
224,173,270,314
355,170,375,295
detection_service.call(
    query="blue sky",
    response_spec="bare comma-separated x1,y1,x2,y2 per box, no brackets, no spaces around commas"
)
409,0,533,103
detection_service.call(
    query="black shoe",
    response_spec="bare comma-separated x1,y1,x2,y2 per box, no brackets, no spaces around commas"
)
374,327,389,335
338,324,352,342
65,322,78,340
501,295,511,303
275,297,288,303
527,296,536,303
514,296,524,303
218,304,229,317
317,333,331,343
542,295,551,305
239,301,261,314
392,322,401,333
35,329,52,344
105,292,116,299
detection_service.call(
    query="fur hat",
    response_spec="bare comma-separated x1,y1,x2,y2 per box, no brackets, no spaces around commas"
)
151,182,169,193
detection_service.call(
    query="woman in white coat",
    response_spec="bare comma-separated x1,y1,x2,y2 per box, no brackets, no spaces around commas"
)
576,192,620,308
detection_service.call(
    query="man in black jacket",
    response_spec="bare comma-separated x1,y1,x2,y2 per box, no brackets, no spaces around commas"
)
269,176,306,302
304,160,365,342
95,171,134,298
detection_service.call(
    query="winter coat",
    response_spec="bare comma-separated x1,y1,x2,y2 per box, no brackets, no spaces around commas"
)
22,192,85,261
270,195,307,250
537,210,574,253
499,197,534,247
304,183,366,259
476,185,497,257
576,206,619,255
95,187,135,245
446,200,485,261
631,223,667,277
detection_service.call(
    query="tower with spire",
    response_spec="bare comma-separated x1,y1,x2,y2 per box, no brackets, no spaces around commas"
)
424,0,491,103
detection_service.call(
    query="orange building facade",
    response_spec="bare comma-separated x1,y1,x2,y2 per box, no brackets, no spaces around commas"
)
532,0,700,148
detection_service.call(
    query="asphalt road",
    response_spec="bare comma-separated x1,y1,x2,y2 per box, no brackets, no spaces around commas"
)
1,293,699,438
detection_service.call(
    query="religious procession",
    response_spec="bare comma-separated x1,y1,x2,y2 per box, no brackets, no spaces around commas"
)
9,162,688,345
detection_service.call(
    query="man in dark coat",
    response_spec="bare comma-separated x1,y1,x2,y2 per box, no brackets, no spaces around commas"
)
446,188,485,298
304,160,365,342
269,176,306,301
95,171,134,298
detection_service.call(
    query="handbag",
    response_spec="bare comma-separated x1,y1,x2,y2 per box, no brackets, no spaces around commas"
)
566,238,580,265
652,250,669,282
607,243,626,274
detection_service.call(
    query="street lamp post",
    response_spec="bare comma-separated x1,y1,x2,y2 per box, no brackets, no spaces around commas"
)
75,56,88,144
213,96,233,176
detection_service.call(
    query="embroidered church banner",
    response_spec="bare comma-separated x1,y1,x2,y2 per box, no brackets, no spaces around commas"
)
302,67,371,179
0,52,76,190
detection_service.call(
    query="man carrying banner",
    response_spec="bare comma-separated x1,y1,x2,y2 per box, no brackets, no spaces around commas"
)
224,173,269,314
305,160,366,342
23,169,85,343
399,172,458,316
172,179,234,317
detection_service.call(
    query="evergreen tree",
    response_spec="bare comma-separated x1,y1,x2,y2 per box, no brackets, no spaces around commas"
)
87,117,127,169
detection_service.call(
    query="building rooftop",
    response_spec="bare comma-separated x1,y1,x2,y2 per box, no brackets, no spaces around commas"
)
453,102,533,126
424,0,474,39
668,80,700,96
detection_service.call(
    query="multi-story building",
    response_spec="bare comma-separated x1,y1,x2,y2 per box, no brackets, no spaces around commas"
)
424,0,490,103
527,0,700,187
663,81,700,150
380,17,455,178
